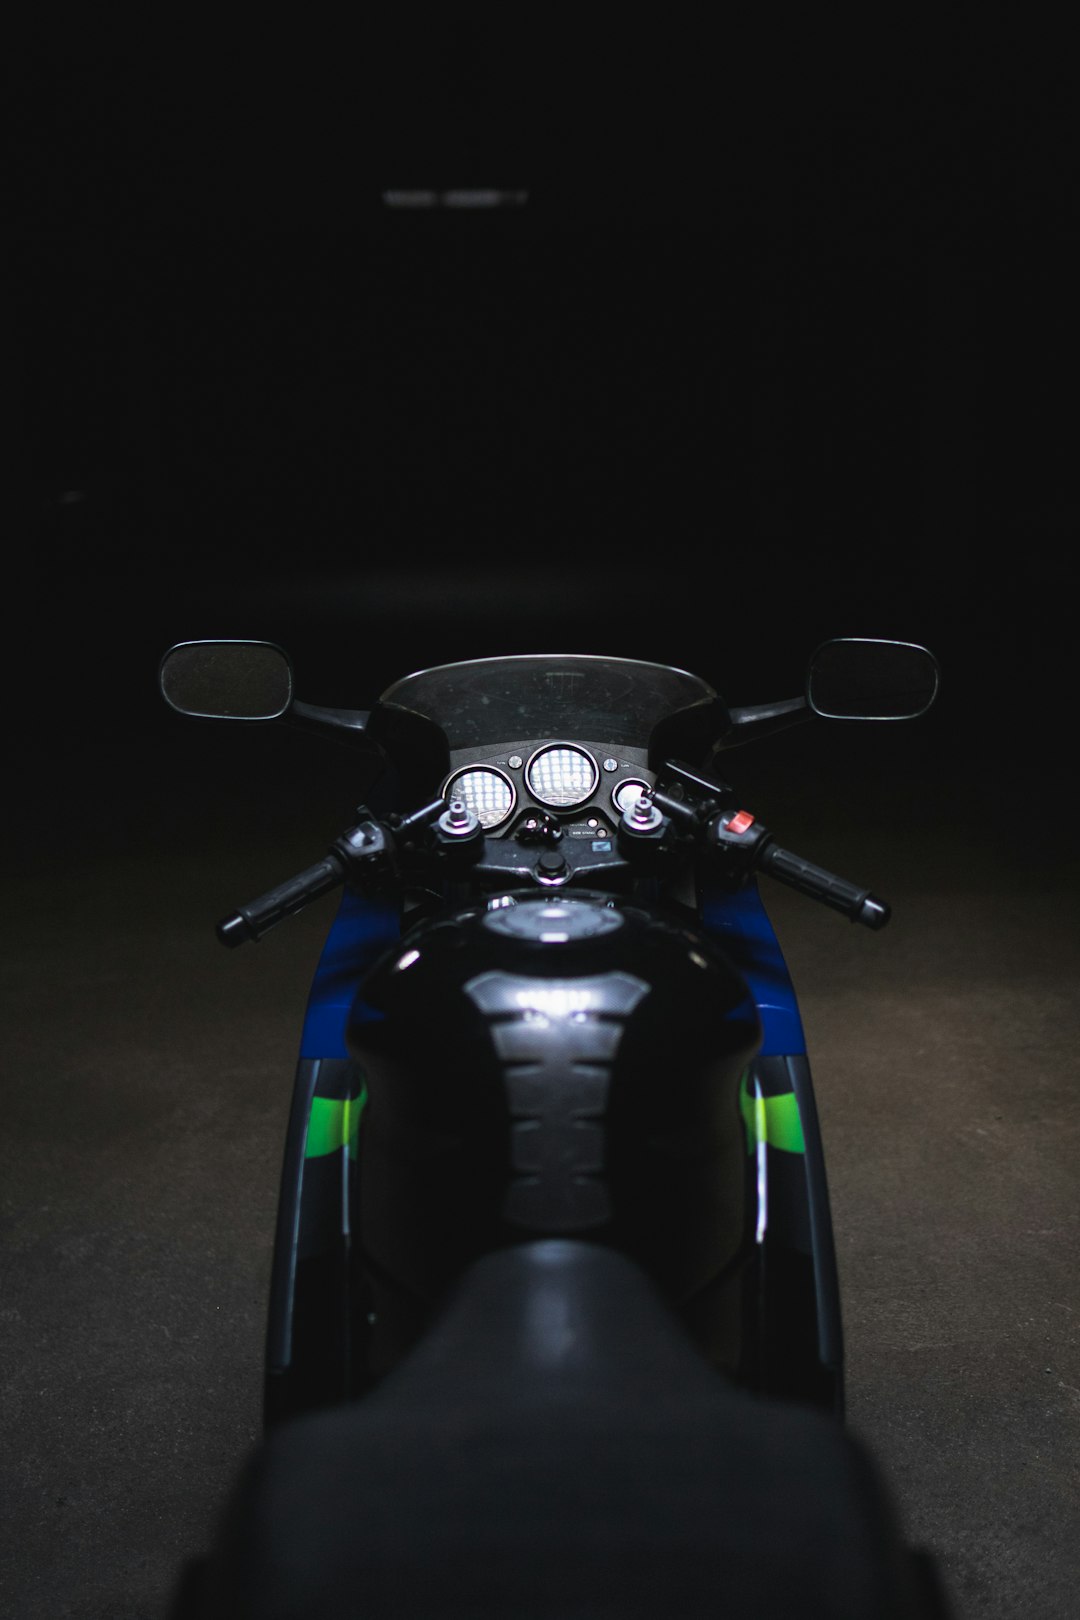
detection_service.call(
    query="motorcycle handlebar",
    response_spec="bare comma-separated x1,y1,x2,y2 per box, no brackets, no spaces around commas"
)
756,843,890,929
217,855,346,947
213,805,889,948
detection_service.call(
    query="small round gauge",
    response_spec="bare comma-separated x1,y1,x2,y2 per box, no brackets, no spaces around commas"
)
442,766,515,830
525,744,599,809
612,778,651,814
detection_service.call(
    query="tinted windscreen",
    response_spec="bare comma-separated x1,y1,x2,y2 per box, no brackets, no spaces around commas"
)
377,655,717,750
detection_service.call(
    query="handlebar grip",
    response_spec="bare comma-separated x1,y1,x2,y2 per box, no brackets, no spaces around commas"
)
217,854,345,947
757,843,890,929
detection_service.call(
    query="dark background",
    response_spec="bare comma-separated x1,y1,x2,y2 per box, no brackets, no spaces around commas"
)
8,23,1079,829
4,22,1080,1618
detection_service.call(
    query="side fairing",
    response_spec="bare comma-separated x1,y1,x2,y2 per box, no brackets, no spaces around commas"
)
702,878,842,1412
265,889,399,1421
299,889,400,1059
699,877,806,1056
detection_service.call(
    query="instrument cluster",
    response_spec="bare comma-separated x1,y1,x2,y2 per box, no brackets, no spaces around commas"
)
442,742,653,837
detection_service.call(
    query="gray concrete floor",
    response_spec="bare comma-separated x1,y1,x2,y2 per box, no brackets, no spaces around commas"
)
2,743,1078,1617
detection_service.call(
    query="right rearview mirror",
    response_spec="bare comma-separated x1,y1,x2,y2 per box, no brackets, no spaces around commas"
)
159,640,294,720
807,639,939,721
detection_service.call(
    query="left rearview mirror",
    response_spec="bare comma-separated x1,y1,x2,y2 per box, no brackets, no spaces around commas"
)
159,640,294,720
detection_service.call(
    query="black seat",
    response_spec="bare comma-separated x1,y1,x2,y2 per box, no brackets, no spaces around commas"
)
177,1242,949,1618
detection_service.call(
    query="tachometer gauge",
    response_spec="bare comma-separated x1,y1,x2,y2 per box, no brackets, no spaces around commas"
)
442,766,515,830
525,745,599,809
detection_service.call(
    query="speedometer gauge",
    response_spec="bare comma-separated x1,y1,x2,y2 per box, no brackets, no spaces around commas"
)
442,766,515,830
525,745,599,809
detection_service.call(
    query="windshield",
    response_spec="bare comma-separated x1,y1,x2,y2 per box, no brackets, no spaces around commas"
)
378,654,717,750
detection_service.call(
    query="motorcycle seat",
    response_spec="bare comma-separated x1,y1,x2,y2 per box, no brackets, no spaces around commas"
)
180,1241,947,1618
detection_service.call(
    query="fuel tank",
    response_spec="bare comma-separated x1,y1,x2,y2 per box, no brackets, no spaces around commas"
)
347,891,761,1319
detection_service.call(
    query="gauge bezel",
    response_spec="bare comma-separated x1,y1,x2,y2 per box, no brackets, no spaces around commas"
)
441,764,517,830
611,778,651,814
523,743,600,810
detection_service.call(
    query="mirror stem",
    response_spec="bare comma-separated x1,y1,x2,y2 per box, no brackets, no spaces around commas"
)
284,701,378,748
718,697,810,749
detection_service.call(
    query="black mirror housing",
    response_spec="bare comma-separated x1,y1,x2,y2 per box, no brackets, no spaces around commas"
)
806,639,939,721
159,640,294,720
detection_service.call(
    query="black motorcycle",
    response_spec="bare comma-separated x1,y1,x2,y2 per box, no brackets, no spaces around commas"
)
162,637,951,1619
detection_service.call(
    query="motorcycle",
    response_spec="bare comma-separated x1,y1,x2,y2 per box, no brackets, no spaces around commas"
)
161,636,949,1619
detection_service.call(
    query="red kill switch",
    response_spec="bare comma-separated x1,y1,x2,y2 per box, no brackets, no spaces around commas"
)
727,811,755,835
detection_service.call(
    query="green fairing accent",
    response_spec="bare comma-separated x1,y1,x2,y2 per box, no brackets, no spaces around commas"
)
738,1072,805,1155
305,1087,368,1160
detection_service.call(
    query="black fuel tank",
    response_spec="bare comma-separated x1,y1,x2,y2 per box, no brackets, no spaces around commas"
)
347,892,761,1321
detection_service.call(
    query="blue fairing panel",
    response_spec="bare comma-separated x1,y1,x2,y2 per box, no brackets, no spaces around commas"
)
299,890,399,1059
700,879,806,1057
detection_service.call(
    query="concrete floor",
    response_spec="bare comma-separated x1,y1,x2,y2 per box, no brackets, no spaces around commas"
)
2,736,1078,1617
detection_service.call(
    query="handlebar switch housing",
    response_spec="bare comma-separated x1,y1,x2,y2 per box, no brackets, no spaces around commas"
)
332,820,397,895
706,810,771,882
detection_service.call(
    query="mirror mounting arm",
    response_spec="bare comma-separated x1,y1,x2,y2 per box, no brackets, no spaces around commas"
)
284,701,381,750
717,696,811,749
